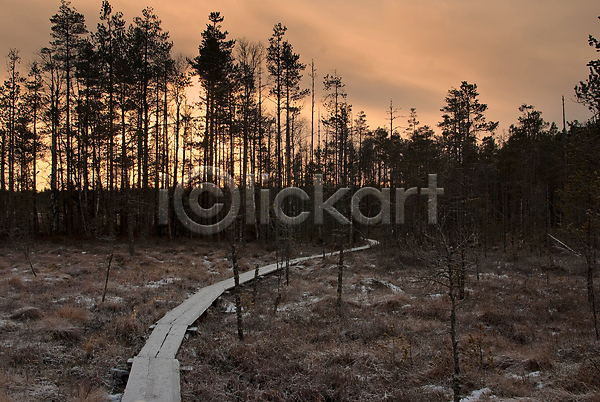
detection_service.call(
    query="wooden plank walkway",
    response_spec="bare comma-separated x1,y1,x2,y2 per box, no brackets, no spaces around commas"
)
121,240,377,402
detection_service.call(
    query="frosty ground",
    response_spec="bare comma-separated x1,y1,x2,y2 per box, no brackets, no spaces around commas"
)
0,237,598,401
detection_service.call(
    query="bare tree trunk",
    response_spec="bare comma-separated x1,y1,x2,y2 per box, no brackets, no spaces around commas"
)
252,264,259,305
274,246,282,314
285,240,290,286
25,244,36,277
587,250,599,340
230,229,244,340
449,259,461,402
459,248,466,300
102,254,114,303
127,193,135,256
337,244,344,310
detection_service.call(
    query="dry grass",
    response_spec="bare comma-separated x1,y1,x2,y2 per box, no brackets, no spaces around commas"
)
0,237,285,401
38,317,83,342
55,306,90,323
67,383,107,402
1,237,598,400
9,306,44,321
178,246,600,401
0,370,10,402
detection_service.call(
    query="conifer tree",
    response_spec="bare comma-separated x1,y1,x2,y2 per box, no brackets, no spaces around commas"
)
575,18,600,121
322,72,349,186
281,40,307,186
190,12,235,172
267,23,287,188
48,0,88,233
49,0,87,188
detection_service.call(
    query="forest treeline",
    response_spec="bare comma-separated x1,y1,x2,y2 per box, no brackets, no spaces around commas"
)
0,0,599,254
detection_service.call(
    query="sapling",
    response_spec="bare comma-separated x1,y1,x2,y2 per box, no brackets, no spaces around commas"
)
423,224,475,402
337,243,344,310
101,253,114,303
333,229,347,310
252,264,259,305
6,227,36,277
229,227,243,340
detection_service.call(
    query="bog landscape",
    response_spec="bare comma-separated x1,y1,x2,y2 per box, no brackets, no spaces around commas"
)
0,1,600,401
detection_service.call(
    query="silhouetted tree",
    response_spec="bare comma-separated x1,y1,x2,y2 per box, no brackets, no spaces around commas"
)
439,82,497,298
562,120,600,339
49,0,88,233
575,18,600,121
281,40,307,186
267,23,287,188
190,12,235,174
322,71,349,186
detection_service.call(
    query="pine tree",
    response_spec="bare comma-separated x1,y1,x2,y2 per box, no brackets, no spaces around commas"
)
403,108,439,185
3,49,24,194
322,72,349,186
575,18,600,121
563,121,600,339
49,0,87,186
439,81,497,298
267,23,287,188
95,1,126,193
48,0,88,233
439,82,497,220
24,62,44,233
131,7,171,191
190,12,235,173
94,1,127,234
281,40,308,186
500,105,559,245
170,54,192,189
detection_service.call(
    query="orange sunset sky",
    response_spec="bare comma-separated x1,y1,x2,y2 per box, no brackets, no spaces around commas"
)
0,0,598,137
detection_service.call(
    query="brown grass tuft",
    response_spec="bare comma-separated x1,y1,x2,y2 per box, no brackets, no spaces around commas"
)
55,306,90,324
10,306,44,321
38,317,83,342
111,314,144,346
83,333,112,360
6,276,23,289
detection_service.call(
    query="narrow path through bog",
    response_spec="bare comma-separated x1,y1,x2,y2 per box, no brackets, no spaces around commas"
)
122,240,377,402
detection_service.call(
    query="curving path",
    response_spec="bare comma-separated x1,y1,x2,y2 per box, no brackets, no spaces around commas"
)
121,239,378,402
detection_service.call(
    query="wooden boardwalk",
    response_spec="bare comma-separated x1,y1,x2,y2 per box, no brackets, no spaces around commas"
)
121,240,377,402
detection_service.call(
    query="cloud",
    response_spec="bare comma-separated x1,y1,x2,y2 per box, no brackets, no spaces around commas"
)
0,0,597,133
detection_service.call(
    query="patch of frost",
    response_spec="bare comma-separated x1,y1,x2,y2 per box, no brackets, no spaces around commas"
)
422,384,450,394
146,277,182,288
388,283,402,293
104,295,124,304
509,371,541,381
74,295,96,308
222,301,240,313
460,387,492,402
